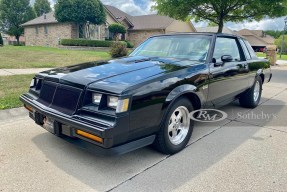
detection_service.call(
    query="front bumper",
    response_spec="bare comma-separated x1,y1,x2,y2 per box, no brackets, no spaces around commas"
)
20,94,155,155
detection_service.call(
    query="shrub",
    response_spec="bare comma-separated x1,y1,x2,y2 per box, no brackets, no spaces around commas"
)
109,42,128,58
8,41,25,46
60,39,127,47
124,40,134,48
0,33,3,46
108,24,127,40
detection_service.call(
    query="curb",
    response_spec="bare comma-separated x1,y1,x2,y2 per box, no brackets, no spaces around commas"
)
0,107,27,121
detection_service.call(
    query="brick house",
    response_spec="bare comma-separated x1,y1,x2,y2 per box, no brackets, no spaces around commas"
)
237,29,275,52
21,5,196,47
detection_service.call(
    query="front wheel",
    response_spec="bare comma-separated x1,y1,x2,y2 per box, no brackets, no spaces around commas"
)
154,98,194,155
239,76,262,108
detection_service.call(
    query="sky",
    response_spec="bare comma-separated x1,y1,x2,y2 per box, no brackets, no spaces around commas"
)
35,0,286,31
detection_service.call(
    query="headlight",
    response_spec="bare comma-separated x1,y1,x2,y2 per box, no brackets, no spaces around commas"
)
107,96,130,113
92,93,102,105
30,78,35,87
107,96,118,109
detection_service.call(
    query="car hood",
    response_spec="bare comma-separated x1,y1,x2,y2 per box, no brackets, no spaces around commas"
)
38,56,199,90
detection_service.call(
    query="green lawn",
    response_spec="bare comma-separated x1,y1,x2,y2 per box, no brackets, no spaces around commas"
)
0,74,34,110
256,52,287,60
0,46,110,69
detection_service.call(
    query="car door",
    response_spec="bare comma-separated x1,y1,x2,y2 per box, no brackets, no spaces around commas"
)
207,36,250,106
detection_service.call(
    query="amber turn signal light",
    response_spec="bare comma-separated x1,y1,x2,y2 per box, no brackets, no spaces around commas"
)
24,104,33,112
76,130,103,144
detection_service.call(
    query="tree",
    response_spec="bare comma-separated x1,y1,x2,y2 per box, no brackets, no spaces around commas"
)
207,22,218,27
55,0,106,38
0,0,36,45
34,0,52,17
0,33,3,46
275,35,287,54
265,30,284,39
108,24,127,41
153,0,287,33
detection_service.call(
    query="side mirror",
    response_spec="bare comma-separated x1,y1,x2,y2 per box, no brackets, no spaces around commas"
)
221,55,233,62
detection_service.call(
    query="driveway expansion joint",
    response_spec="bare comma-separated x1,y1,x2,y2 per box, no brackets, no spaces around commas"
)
107,120,232,192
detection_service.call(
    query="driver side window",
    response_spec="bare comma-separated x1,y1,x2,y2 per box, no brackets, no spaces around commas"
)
213,37,242,62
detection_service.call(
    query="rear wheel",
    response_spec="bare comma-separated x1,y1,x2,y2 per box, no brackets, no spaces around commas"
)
239,76,262,108
154,98,194,155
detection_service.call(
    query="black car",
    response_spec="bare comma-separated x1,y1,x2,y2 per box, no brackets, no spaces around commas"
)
20,33,272,155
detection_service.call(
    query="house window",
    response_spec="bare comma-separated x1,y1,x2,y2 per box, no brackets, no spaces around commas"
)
44,25,48,34
105,27,109,40
79,24,85,38
35,26,39,35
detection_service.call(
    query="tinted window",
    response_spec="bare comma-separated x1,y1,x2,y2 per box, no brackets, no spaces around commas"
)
213,37,242,62
239,39,251,60
244,40,257,59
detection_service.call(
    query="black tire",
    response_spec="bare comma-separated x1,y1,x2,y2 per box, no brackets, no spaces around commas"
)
239,76,262,108
154,97,194,155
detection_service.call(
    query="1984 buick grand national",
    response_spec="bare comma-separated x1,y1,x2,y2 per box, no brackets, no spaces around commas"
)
20,33,272,155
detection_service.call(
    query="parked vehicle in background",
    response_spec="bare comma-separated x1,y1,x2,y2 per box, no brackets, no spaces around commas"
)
20,33,272,155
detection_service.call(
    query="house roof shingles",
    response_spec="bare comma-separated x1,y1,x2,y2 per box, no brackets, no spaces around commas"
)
21,12,57,26
104,5,132,22
130,15,175,30
196,26,236,34
237,29,275,46
22,5,191,31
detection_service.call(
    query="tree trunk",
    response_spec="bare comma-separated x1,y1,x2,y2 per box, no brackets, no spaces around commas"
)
217,19,224,33
114,33,119,41
16,36,20,45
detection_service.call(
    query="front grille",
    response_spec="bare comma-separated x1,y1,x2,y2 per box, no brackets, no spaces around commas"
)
50,85,82,115
38,81,57,105
38,81,82,115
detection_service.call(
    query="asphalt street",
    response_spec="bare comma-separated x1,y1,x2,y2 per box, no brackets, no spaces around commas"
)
0,67,287,192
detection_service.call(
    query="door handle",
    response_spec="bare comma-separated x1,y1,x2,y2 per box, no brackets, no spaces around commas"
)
214,62,224,67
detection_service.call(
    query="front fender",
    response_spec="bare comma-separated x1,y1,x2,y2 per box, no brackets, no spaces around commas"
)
159,84,206,126
165,84,202,102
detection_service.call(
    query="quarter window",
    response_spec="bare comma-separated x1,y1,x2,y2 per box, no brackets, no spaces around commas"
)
239,39,251,60
243,40,257,59
213,37,242,62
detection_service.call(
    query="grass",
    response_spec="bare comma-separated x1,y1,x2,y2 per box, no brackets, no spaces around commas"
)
0,46,110,69
0,74,34,110
256,52,287,60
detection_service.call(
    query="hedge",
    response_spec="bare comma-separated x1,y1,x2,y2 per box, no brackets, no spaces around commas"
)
60,39,127,47
105,39,134,48
124,40,134,48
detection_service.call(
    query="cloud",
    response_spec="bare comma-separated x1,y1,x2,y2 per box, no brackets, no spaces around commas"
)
31,0,285,31
194,17,286,31
36,0,155,15
101,0,154,15
226,17,286,31
30,0,55,7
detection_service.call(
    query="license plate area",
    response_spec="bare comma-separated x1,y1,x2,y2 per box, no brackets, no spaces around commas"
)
43,117,55,134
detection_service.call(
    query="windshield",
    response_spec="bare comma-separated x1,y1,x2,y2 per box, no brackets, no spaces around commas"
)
130,35,212,61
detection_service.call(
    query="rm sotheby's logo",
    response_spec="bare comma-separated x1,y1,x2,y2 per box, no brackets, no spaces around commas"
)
190,109,228,122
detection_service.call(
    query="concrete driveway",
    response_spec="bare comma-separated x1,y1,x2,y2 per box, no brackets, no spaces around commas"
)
1,68,287,192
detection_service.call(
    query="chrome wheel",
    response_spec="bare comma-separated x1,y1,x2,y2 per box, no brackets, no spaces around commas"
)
168,106,190,145
254,81,260,102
